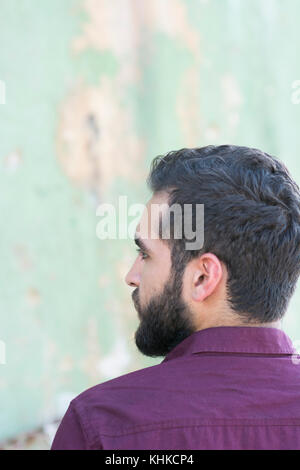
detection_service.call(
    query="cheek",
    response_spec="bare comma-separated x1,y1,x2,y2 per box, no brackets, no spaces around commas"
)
142,259,170,296
181,268,194,308
139,268,154,303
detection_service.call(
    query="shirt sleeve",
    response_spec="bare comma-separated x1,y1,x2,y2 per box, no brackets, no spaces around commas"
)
50,401,89,450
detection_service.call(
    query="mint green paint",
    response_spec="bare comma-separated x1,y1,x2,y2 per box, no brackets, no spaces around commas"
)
0,0,120,441
76,49,119,85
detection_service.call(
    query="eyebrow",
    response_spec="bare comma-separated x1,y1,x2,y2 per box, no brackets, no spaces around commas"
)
134,235,152,255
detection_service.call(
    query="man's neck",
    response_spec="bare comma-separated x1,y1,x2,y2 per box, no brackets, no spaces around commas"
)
196,317,282,331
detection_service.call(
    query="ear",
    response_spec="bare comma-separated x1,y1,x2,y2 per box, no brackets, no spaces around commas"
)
191,253,223,302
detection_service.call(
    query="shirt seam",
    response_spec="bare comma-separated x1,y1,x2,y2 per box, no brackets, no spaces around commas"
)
81,417,300,437
96,420,300,438
71,400,102,450
190,349,294,355
162,351,295,363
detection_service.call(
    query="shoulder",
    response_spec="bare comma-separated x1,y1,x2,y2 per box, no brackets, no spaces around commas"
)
68,360,180,436
72,360,168,408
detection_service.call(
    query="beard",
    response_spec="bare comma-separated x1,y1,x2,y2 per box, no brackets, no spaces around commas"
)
132,267,196,358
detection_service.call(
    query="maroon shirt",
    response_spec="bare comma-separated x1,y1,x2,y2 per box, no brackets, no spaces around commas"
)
51,326,300,450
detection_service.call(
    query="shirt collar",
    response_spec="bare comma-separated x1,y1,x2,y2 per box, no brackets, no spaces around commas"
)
162,326,296,363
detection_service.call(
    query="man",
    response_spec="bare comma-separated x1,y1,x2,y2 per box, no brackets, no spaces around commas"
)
51,145,300,450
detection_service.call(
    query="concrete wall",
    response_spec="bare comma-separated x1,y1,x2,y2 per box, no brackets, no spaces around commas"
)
1,0,300,444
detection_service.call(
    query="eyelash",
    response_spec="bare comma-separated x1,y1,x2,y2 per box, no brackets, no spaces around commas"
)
136,248,149,260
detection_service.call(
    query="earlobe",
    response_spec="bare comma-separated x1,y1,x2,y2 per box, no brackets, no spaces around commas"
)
191,284,205,302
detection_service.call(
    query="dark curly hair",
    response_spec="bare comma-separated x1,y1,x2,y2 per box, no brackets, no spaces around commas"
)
147,145,300,323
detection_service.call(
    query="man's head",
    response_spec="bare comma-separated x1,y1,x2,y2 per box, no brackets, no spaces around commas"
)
125,145,300,357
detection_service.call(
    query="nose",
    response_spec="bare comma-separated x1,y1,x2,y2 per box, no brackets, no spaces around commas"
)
125,259,141,287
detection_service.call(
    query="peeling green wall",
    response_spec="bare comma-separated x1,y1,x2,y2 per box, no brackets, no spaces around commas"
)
1,0,300,443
